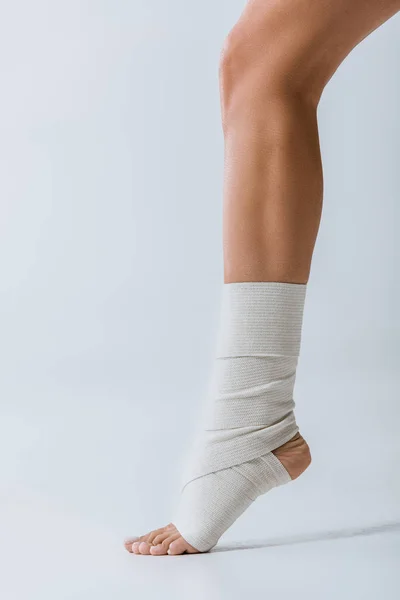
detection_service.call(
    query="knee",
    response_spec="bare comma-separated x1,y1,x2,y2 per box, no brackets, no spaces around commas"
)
219,10,326,122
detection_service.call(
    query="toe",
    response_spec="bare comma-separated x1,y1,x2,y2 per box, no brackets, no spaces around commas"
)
149,544,168,556
168,537,199,555
144,526,169,545
125,526,169,552
149,534,179,556
138,542,152,555
151,531,172,547
124,525,179,555
131,542,141,555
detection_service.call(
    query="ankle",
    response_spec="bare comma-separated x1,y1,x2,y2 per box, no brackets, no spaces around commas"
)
272,433,311,480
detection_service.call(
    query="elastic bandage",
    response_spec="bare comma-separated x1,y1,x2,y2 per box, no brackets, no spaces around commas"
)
174,282,307,552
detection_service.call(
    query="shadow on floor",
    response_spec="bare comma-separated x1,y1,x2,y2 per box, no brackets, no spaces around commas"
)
211,521,400,553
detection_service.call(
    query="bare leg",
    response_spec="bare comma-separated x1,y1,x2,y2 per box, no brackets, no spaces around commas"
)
125,0,400,556
222,0,400,285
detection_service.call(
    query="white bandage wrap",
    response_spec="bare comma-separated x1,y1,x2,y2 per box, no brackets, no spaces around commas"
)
174,282,307,552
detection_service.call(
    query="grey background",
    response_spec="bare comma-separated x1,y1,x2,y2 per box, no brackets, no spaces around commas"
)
0,1,399,598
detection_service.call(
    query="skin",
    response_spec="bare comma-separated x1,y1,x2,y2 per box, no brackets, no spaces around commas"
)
125,0,400,556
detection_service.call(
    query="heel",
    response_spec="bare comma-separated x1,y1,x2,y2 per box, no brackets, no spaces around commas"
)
272,434,311,480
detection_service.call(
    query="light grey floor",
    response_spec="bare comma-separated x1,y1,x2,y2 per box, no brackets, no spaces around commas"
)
2,500,399,600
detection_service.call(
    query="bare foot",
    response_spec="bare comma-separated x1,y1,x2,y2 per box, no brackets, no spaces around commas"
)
124,433,311,556
124,523,199,556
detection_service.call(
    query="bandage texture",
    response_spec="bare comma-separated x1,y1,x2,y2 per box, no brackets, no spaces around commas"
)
174,282,307,552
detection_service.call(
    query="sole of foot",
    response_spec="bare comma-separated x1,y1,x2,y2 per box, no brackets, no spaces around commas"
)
124,433,311,556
